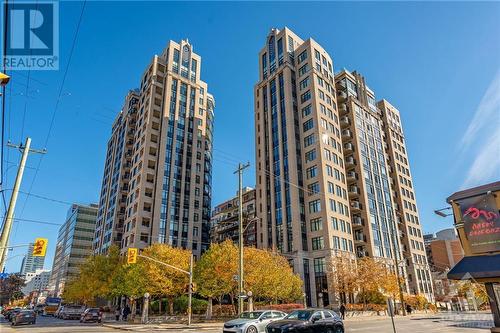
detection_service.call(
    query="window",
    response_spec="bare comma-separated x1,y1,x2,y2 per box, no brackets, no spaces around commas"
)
312,237,324,250
313,258,325,273
310,218,322,231
303,119,314,132
304,134,316,147
308,182,320,195
299,77,310,90
306,166,317,179
302,104,312,117
298,50,307,63
315,49,321,61
309,199,321,213
299,64,309,76
333,236,340,249
301,90,311,103
305,149,316,162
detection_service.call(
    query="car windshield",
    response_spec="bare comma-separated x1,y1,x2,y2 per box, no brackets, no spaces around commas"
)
285,310,314,321
239,311,264,319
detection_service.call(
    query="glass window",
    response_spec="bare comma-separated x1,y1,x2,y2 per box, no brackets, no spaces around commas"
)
303,119,314,132
306,166,317,179
298,50,307,63
302,104,312,117
310,218,322,231
312,236,324,250
308,199,321,213
301,90,311,103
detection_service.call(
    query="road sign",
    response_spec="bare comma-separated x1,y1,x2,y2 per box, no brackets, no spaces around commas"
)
33,238,48,257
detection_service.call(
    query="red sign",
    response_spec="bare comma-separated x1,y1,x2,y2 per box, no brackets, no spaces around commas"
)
460,194,500,254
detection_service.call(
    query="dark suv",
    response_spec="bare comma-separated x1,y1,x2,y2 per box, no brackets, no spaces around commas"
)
266,309,344,333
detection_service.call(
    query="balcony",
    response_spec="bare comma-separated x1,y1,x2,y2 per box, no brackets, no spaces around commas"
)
339,103,348,115
357,250,369,258
348,186,360,197
341,129,352,139
337,91,347,100
340,116,350,127
352,216,363,227
343,142,354,153
354,233,367,243
347,171,357,182
351,200,361,211
345,156,355,168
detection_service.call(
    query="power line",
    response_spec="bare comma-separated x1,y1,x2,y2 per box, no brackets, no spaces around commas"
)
18,0,87,219
0,216,62,227
1,0,9,189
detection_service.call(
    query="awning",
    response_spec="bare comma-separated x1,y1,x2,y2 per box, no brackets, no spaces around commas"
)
448,254,500,280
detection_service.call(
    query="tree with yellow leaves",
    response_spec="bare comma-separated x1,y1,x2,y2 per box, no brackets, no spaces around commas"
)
140,243,191,315
193,240,238,319
327,252,358,304
244,248,303,304
356,257,386,309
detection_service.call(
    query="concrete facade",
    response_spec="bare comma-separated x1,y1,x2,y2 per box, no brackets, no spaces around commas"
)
210,187,257,247
48,204,97,296
94,40,214,260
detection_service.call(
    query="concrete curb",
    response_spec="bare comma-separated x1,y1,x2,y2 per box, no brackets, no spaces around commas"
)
102,323,224,331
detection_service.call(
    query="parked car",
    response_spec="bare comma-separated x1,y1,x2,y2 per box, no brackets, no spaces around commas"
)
80,308,102,323
54,305,64,318
224,310,287,333
11,310,36,326
265,309,344,333
6,308,22,321
60,305,85,320
34,304,44,315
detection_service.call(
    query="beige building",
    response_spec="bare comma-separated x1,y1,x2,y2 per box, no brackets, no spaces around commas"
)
210,187,257,247
255,27,434,306
94,40,215,259
255,28,354,307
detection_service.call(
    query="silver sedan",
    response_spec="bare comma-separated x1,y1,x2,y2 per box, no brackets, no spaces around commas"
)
223,310,287,333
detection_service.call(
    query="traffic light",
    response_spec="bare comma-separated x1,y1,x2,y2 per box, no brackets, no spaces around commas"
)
32,238,48,257
0,72,10,86
127,248,138,264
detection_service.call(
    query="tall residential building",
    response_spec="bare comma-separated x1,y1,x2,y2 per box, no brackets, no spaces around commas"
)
335,70,433,300
378,98,434,299
94,40,215,259
255,28,354,307
210,187,257,247
20,243,45,275
93,91,139,254
48,204,97,296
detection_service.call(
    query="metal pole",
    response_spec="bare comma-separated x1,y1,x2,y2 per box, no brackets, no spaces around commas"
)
234,162,249,314
390,225,406,316
0,138,31,270
188,253,193,326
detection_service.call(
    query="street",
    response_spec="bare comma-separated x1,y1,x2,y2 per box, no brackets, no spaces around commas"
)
0,313,493,332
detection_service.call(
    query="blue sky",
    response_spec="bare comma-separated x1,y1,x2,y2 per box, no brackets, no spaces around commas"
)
2,1,499,273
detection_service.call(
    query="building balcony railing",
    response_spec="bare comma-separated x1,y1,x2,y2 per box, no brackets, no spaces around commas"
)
339,103,348,115
337,91,347,100
352,215,364,227
347,171,357,182
345,156,355,168
350,200,362,211
341,129,352,139
343,142,354,153
355,233,367,243
348,186,360,197
340,116,350,127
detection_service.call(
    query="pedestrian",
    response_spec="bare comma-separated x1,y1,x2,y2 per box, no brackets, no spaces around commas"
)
339,303,346,320
406,304,412,315
123,304,131,321
115,306,121,321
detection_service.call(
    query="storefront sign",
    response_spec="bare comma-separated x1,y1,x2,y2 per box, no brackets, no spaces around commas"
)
459,193,500,254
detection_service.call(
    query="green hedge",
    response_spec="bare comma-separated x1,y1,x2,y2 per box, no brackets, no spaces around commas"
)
174,296,208,314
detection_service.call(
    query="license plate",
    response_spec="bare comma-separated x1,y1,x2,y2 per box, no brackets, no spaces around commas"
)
24,315,30,317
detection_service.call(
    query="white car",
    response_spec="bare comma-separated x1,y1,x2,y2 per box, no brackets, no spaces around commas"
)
223,310,287,333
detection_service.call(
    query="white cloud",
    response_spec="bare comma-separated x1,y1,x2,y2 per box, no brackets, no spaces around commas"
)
460,70,500,150
461,70,500,188
462,127,500,188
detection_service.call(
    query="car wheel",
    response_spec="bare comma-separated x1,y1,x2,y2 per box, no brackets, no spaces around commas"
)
333,325,344,333
246,325,258,333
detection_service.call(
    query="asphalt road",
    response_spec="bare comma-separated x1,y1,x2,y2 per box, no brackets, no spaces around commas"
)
0,312,494,332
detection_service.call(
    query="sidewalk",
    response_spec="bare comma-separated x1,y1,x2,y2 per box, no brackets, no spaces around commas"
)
103,322,224,331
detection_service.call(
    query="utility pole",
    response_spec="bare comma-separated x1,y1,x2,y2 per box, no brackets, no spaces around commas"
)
234,162,249,315
0,138,46,270
390,224,406,316
188,253,193,326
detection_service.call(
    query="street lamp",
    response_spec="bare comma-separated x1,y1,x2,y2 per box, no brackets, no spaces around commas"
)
434,207,453,217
